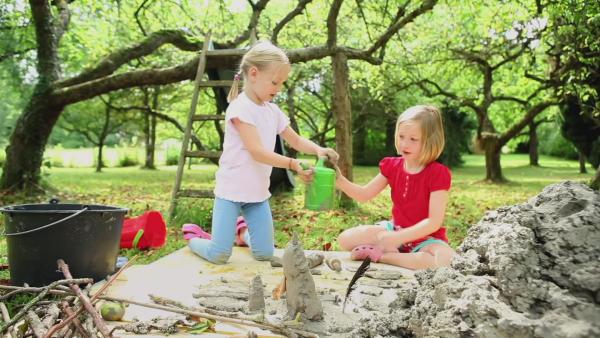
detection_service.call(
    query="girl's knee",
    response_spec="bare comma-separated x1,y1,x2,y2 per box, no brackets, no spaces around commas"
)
210,251,232,265
338,225,381,251
252,247,274,261
337,231,354,251
201,245,232,265
434,247,454,268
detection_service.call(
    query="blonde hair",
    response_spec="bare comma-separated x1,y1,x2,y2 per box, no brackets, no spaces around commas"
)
394,105,445,165
227,41,290,103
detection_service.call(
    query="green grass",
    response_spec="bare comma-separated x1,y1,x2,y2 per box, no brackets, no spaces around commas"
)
0,154,594,271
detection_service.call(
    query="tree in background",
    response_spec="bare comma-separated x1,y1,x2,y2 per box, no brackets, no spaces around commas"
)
0,0,437,194
540,0,600,187
410,1,558,182
58,94,137,172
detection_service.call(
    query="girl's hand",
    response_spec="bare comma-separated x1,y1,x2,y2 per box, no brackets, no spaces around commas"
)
376,231,402,253
317,147,339,165
291,159,314,183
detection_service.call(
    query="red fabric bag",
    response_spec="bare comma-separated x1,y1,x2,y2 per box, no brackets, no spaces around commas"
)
120,211,167,249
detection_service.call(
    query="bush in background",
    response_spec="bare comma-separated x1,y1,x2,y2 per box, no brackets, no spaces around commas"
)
118,155,139,167
117,149,140,167
165,147,180,166
538,123,579,160
438,104,476,168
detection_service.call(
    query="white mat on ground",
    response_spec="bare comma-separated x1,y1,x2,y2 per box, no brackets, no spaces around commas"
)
102,246,414,337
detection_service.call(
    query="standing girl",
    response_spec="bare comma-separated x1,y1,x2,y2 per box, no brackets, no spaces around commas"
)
335,105,454,269
186,41,338,265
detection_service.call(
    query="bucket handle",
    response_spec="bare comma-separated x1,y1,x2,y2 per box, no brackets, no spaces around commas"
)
4,207,89,237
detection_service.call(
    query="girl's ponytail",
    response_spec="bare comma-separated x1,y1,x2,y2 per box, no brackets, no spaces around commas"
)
227,72,241,103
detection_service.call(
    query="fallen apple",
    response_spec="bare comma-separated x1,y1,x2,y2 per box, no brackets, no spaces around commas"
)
100,301,126,321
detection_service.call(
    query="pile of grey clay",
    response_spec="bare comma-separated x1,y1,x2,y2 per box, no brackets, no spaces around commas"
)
355,181,599,338
193,181,599,337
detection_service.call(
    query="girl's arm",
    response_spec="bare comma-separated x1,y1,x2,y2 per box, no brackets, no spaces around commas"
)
377,190,449,249
279,126,338,160
233,119,311,179
336,173,388,203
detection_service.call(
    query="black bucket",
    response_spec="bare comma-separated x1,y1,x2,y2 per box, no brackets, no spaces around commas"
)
1,203,128,286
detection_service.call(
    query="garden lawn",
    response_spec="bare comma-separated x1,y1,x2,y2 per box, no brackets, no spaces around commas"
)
0,154,594,267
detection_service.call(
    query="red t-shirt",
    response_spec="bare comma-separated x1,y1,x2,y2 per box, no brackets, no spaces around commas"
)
379,157,451,252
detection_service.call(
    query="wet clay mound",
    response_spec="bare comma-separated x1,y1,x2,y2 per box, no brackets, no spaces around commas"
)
355,181,600,338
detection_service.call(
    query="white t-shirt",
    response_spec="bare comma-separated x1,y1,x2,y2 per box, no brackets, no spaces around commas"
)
214,92,290,202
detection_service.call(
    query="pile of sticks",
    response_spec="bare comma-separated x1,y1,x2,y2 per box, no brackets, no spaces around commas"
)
0,258,130,338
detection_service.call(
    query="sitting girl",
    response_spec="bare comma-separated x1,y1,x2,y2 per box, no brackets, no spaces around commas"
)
335,105,454,269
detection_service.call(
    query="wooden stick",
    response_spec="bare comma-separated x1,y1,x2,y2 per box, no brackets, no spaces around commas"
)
56,260,111,338
0,279,92,301
25,310,46,338
60,300,90,338
0,302,17,338
0,278,92,334
40,303,60,329
150,295,257,321
44,255,137,338
102,295,318,338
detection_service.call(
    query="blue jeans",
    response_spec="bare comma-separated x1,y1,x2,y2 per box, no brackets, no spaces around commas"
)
188,197,274,264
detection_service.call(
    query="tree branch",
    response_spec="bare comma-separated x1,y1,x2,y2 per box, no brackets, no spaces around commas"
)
0,48,35,63
355,0,373,43
367,0,436,55
450,48,489,69
499,100,557,145
103,102,212,157
493,95,528,105
416,79,481,113
219,0,269,48
54,30,201,89
326,0,343,48
134,0,152,36
491,44,527,70
30,0,59,80
53,0,70,42
271,0,313,45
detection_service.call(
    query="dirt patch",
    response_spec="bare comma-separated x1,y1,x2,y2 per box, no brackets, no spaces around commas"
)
353,181,600,338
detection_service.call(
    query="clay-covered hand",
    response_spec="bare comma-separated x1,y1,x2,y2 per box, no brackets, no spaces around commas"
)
318,147,339,165
376,230,402,253
291,159,314,183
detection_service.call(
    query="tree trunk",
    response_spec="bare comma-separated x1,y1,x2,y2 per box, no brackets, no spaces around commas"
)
143,110,157,169
529,121,539,166
480,134,505,182
149,113,157,167
591,165,600,190
579,151,588,174
0,94,64,191
96,141,104,173
332,53,353,206
0,0,63,192
385,118,396,156
96,104,111,173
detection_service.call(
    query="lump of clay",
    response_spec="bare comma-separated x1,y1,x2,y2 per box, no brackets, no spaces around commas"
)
282,233,323,321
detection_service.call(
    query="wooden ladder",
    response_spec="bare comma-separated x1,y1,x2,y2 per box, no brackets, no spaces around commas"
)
168,32,245,221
